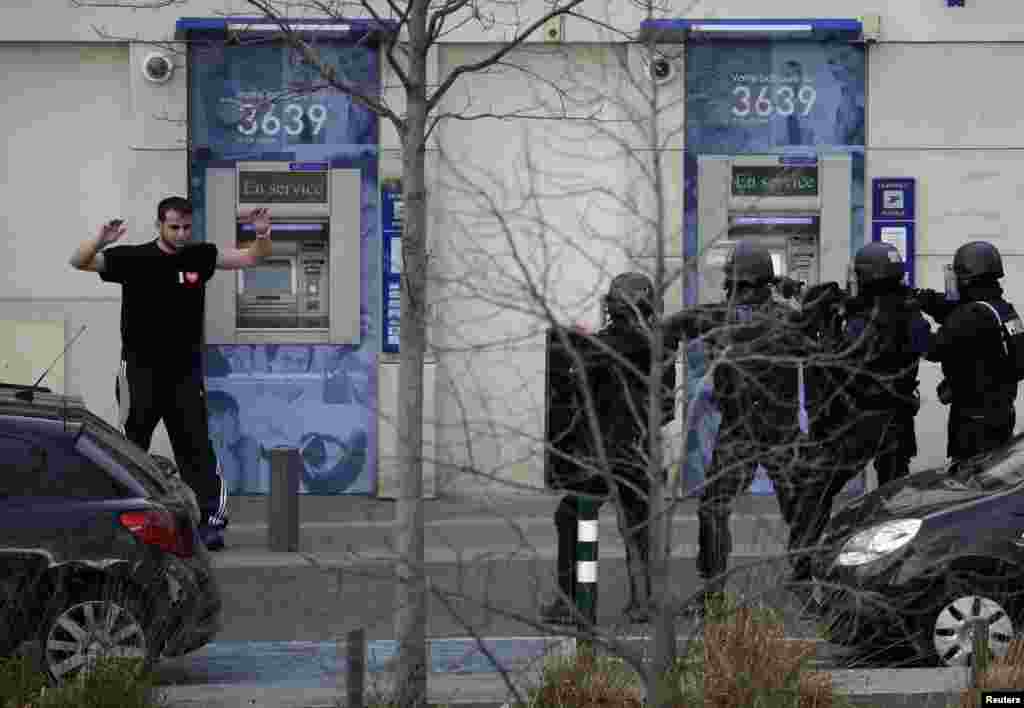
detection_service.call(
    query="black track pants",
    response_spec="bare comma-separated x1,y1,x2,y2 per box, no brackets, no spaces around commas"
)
116,357,227,527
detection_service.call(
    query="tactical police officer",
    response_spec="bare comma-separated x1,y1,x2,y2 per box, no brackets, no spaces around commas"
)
918,241,1023,462
542,272,678,625
662,240,816,610
843,242,931,485
786,242,932,581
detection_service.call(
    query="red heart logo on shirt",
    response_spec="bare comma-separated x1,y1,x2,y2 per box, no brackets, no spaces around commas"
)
185,272,199,285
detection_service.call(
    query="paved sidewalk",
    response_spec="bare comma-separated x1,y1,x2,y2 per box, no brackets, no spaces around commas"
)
151,636,971,708
221,490,800,559
225,490,787,526
158,667,970,708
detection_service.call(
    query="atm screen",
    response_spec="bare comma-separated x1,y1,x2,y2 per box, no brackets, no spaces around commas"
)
245,264,293,295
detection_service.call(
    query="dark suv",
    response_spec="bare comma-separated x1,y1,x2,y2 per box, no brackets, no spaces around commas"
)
0,384,221,683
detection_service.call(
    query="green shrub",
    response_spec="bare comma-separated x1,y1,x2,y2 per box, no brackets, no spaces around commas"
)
0,656,165,708
0,654,48,708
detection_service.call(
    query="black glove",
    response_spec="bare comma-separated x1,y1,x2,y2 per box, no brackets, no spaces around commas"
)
912,288,955,321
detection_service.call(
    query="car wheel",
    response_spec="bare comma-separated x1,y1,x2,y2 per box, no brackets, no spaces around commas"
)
38,584,156,684
919,590,1015,667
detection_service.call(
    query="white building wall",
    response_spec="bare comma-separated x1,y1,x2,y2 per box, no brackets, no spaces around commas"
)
867,43,1024,471
0,42,186,459
3,2,1024,490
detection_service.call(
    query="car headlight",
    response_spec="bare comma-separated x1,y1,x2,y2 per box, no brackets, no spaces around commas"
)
836,519,921,567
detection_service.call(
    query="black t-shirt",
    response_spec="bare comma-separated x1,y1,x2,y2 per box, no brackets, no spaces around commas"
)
100,240,218,368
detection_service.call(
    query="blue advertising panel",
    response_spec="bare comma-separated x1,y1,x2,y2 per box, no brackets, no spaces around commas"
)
204,345,376,494
381,178,402,354
184,27,381,494
189,41,377,157
682,38,866,496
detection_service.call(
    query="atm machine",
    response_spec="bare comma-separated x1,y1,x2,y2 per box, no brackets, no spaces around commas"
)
695,153,853,302
204,161,362,344
689,153,859,495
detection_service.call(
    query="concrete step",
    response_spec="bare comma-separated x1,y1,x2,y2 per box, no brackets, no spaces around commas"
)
222,513,793,556
223,492,791,526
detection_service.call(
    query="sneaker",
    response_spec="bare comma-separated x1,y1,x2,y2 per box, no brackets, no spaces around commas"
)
199,524,226,551
540,598,577,625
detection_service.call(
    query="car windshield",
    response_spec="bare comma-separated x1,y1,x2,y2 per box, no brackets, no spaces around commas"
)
957,441,1024,492
78,413,171,496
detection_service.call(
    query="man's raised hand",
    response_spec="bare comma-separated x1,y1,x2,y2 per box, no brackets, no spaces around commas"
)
98,219,127,246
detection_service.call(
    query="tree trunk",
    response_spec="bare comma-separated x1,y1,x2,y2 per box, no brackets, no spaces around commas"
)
393,2,430,706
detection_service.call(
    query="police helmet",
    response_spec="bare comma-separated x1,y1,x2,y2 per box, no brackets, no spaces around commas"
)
606,272,657,320
724,239,775,286
953,241,1004,282
854,242,905,284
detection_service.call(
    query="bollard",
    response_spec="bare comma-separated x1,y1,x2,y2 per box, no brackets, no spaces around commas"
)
268,446,300,552
971,616,991,690
347,628,366,708
576,497,599,635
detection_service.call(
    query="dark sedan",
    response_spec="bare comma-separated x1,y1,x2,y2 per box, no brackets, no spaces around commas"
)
810,433,1024,667
0,384,221,683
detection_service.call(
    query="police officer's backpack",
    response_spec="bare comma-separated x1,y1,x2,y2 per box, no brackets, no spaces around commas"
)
977,301,1024,383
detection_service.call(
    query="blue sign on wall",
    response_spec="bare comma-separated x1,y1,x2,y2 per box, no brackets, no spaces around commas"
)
872,177,916,288
871,221,915,287
872,177,915,222
381,178,402,354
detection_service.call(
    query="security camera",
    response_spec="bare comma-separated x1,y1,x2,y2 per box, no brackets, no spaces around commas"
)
142,52,175,84
645,53,677,84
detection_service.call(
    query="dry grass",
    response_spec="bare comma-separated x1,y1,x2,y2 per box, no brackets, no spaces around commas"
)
515,596,855,708
699,602,840,708
520,649,645,708
959,639,1024,708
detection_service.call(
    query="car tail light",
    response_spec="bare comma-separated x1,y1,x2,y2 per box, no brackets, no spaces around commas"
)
120,508,194,558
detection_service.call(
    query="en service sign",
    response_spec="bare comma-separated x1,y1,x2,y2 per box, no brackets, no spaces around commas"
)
238,170,328,204
732,165,818,197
